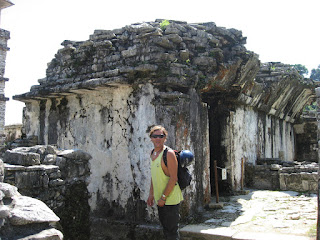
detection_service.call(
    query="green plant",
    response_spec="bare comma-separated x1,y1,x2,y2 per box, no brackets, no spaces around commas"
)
160,20,170,30
308,223,316,237
304,101,317,112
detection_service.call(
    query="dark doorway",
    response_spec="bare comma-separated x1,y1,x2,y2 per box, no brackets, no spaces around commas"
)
208,100,231,196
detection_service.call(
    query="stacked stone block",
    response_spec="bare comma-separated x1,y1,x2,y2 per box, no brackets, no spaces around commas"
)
2,145,91,240
0,181,63,240
246,161,318,192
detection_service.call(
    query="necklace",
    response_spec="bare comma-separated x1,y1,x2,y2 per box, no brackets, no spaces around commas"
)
153,147,163,156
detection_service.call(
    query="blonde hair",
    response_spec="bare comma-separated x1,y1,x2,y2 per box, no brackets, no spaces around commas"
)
149,125,168,138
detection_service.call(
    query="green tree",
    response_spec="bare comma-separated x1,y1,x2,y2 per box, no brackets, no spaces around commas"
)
310,65,320,81
292,64,309,76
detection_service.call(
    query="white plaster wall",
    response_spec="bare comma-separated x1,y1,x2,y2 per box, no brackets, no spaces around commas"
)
127,83,157,218
223,106,296,190
24,101,40,137
56,86,137,212
227,107,258,189
31,84,158,217
22,83,210,219
282,121,295,161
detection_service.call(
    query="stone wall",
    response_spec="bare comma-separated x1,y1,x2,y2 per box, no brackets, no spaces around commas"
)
245,161,318,192
0,180,63,240
1,156,63,240
20,84,210,224
0,28,10,147
3,146,91,240
4,124,23,143
218,105,296,191
294,115,318,162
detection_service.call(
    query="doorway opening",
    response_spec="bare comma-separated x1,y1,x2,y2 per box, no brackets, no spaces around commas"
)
208,100,232,196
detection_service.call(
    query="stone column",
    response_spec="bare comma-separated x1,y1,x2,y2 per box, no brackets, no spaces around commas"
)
316,87,320,240
0,159,3,182
0,29,10,147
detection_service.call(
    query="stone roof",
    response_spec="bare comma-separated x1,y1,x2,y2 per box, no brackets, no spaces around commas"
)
14,19,315,122
0,0,13,10
14,20,256,97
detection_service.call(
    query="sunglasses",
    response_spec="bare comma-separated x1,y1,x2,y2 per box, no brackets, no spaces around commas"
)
151,134,165,139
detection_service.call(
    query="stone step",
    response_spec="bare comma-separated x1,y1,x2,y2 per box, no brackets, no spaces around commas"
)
180,225,314,240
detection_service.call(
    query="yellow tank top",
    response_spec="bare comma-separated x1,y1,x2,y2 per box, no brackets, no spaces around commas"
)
151,150,183,205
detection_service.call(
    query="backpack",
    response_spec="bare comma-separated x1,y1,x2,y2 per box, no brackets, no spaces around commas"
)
163,147,192,190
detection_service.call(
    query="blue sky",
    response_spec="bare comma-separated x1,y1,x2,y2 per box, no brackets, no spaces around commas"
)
2,0,320,125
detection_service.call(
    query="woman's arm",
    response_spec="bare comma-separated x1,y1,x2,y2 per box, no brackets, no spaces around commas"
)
147,179,154,206
158,149,178,207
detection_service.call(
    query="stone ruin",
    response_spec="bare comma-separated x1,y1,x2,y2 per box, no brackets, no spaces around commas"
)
1,144,91,239
244,109,319,193
245,159,318,192
0,157,63,240
3,19,316,239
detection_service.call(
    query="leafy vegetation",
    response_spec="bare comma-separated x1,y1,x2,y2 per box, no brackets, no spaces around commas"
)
292,63,320,82
160,20,170,30
304,101,317,112
292,64,309,76
308,223,316,237
310,64,320,81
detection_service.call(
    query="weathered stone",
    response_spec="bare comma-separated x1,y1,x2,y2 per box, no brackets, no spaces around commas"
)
294,117,318,162
179,49,190,61
3,145,91,239
48,179,64,187
193,56,216,67
0,180,63,240
0,182,20,198
0,189,4,200
15,171,45,189
10,195,60,225
4,150,41,166
270,164,281,171
18,228,63,240
121,46,137,58
45,145,58,155
49,170,61,179
0,158,4,182
153,36,174,49
135,64,158,72
43,154,56,165
166,33,183,43
57,149,92,161
55,156,66,168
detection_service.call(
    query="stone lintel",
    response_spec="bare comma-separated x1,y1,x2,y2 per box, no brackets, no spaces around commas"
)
0,94,9,101
0,0,14,10
14,76,127,101
0,44,10,51
0,77,9,81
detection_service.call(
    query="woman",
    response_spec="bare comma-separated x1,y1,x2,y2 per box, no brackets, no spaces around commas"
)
147,125,183,240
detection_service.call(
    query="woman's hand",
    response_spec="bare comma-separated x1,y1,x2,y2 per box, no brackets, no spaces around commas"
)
147,195,154,206
157,198,166,207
